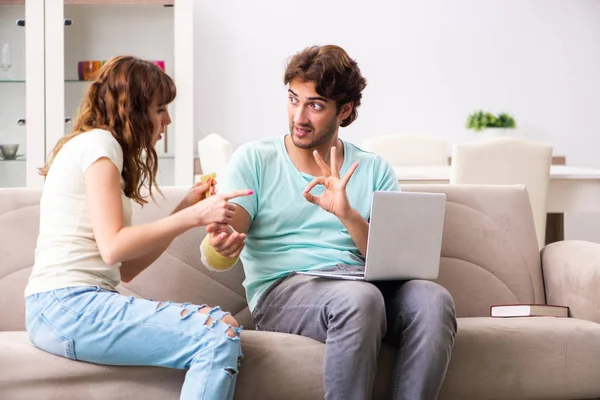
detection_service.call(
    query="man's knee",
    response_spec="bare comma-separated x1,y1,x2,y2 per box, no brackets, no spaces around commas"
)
326,282,387,341
405,280,456,330
334,282,386,321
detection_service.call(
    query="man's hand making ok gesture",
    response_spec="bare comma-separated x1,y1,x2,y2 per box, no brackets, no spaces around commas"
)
303,146,359,221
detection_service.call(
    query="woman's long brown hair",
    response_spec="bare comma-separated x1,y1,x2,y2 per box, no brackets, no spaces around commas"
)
39,56,176,205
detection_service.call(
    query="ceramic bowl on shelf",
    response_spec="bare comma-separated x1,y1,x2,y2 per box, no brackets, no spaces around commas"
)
0,144,19,160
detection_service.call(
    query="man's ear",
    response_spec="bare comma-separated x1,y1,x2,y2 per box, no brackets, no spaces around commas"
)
338,102,354,123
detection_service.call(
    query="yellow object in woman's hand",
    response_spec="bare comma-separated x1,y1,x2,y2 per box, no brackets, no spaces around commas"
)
198,172,217,197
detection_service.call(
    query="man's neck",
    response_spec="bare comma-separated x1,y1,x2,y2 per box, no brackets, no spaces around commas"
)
284,135,344,176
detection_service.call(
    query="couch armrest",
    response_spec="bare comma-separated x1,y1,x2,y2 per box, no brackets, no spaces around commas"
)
542,240,600,323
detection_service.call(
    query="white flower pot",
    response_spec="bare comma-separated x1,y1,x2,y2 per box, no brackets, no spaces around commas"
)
475,128,509,140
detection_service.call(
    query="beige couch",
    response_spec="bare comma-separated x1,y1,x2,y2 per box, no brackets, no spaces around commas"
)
1,184,600,400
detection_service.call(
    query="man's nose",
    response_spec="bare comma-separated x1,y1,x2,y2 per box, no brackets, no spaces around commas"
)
294,107,308,125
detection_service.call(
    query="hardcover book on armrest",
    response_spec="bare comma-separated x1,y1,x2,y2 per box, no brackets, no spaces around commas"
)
490,304,569,318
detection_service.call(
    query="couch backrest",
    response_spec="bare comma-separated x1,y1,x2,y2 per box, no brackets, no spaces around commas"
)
402,184,545,316
0,183,544,331
0,188,43,331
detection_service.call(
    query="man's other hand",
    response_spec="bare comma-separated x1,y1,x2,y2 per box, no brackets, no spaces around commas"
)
206,223,247,258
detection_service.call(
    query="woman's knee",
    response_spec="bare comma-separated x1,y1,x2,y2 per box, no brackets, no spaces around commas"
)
201,306,240,338
190,307,242,361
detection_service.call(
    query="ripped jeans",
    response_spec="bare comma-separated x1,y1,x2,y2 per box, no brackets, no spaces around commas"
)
25,286,243,400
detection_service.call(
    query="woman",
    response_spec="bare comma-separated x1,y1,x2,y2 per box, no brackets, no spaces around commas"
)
24,56,252,400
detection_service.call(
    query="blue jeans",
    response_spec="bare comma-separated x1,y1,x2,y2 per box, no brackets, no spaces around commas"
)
25,286,243,400
252,274,457,400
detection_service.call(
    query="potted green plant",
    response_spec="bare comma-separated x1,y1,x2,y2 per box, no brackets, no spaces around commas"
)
466,110,516,138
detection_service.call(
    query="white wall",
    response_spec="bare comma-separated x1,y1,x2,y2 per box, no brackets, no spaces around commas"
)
192,0,600,241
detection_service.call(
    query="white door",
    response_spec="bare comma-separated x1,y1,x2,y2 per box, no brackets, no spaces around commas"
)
0,0,45,188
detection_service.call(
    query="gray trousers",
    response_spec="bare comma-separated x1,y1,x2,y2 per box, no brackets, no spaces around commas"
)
251,273,457,400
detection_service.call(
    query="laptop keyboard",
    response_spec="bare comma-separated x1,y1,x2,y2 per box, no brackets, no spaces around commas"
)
339,265,364,272
298,264,366,278
319,264,365,275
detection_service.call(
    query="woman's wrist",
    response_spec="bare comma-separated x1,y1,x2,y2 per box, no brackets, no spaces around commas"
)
171,206,199,230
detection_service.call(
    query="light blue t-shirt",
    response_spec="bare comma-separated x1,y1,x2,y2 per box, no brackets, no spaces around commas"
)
219,136,400,312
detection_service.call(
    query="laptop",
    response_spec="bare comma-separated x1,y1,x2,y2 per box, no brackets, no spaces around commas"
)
296,191,446,281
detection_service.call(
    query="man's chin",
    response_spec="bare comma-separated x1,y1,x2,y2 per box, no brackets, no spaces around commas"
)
290,132,317,149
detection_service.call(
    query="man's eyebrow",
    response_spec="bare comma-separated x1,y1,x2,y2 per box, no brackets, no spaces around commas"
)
288,89,329,103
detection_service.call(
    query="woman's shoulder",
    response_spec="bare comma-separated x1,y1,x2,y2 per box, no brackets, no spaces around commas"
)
58,129,124,173
68,129,122,156
74,128,118,146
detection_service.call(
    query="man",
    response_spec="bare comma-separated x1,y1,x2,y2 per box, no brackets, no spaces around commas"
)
200,45,457,400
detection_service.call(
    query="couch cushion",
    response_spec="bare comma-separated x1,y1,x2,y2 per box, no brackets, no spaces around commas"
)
0,331,183,400
0,330,396,400
440,317,600,400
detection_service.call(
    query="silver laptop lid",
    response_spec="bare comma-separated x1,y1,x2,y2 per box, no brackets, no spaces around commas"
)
364,191,446,281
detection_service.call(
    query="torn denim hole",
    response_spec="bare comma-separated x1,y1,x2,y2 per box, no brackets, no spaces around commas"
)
179,307,198,320
200,312,217,330
224,366,238,376
232,326,243,335
225,333,241,342
207,306,226,329
119,296,135,310
207,306,222,317
223,322,241,339
155,301,171,312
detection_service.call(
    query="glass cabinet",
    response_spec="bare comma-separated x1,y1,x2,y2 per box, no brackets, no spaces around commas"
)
0,0,195,188
0,0,45,188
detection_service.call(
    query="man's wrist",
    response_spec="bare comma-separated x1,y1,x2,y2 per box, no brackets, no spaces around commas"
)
338,208,362,225
200,235,239,271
